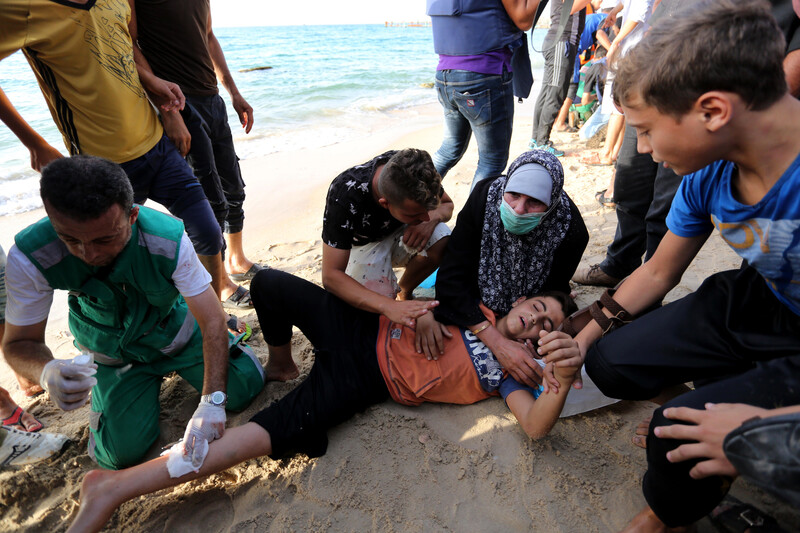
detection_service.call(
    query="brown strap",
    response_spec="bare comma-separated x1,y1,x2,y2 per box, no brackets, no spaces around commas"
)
557,288,634,337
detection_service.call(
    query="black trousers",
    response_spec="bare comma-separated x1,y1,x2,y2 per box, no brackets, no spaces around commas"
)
532,40,576,144
585,266,800,526
600,125,682,279
249,269,388,458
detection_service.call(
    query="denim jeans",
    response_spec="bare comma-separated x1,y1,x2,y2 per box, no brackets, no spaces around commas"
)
120,135,222,256
432,68,514,189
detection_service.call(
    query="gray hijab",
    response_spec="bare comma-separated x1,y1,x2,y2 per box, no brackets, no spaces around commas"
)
477,150,572,315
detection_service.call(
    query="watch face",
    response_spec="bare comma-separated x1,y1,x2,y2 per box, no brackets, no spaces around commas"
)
211,391,226,405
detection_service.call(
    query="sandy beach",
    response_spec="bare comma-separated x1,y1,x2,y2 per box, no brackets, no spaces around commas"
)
0,97,796,532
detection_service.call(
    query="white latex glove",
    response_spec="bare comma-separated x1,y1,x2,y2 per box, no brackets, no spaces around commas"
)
181,401,226,468
39,358,98,411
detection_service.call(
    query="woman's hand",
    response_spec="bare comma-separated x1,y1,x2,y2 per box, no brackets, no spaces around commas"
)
414,313,453,360
483,331,543,388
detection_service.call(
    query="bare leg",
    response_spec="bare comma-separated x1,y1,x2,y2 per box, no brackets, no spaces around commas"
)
610,116,626,162
68,423,272,533
0,323,42,429
605,168,617,199
601,114,625,164
620,506,695,533
198,253,240,301
224,231,256,275
553,98,572,132
397,237,449,301
265,343,299,382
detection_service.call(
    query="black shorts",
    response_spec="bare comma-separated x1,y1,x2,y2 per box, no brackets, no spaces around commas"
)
250,346,389,459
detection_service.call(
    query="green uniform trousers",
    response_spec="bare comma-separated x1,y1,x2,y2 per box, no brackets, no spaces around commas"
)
88,327,264,470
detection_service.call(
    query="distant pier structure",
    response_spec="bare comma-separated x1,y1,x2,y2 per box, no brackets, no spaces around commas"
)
385,21,431,27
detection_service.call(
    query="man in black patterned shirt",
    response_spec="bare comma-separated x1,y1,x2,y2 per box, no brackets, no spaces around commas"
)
321,149,453,328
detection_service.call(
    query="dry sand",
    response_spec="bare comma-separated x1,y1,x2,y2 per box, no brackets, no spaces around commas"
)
1,99,796,532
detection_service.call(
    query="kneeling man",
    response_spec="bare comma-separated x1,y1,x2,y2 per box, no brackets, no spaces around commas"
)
322,148,454,327
2,156,265,470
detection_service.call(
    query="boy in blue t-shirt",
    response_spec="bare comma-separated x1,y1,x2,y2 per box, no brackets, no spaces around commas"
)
543,0,800,530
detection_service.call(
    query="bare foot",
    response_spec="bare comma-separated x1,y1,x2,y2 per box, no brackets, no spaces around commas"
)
632,416,652,449
68,470,124,533
265,359,300,382
226,258,255,276
16,374,44,397
621,506,695,533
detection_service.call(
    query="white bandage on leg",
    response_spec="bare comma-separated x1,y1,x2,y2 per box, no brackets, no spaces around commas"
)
161,440,209,478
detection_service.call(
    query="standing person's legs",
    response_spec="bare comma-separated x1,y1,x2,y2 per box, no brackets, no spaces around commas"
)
532,46,556,141
188,95,257,276
573,125,658,286
121,137,248,306
181,102,229,232
469,69,514,187
534,41,576,146
643,164,682,261
432,69,514,188
598,125,659,280
432,70,473,179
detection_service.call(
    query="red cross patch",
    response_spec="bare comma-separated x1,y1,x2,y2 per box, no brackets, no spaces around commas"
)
466,99,475,107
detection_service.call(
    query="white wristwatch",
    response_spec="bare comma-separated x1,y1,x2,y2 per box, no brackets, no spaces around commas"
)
201,391,227,407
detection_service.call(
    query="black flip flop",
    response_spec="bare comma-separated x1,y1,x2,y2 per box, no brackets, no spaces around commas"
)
595,190,616,208
222,285,253,309
229,264,265,282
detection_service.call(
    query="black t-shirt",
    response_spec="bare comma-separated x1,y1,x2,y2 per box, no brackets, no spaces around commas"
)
322,151,403,250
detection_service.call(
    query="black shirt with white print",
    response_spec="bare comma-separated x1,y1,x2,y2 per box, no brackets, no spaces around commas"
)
322,150,404,250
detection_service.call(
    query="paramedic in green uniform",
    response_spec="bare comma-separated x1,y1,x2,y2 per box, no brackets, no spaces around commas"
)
1,156,265,470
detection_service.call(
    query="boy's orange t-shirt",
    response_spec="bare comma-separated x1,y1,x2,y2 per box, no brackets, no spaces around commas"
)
375,305,502,406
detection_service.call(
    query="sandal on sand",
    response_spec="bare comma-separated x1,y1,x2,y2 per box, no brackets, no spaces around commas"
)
2,406,44,433
226,314,252,342
595,190,616,208
229,264,266,282
709,495,786,532
580,152,613,166
222,285,253,310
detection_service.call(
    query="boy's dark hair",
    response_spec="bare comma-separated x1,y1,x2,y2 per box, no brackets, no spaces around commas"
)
41,155,134,221
614,0,786,117
379,148,442,211
534,290,578,318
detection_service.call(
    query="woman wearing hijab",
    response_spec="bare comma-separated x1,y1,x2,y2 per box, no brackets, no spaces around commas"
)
425,150,588,387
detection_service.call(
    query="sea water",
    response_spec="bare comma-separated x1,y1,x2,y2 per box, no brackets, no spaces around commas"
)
0,25,546,217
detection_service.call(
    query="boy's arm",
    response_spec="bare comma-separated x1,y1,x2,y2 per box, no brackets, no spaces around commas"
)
506,331,580,438
206,11,253,133
321,244,437,327
0,86,64,171
543,231,710,384
506,377,573,439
